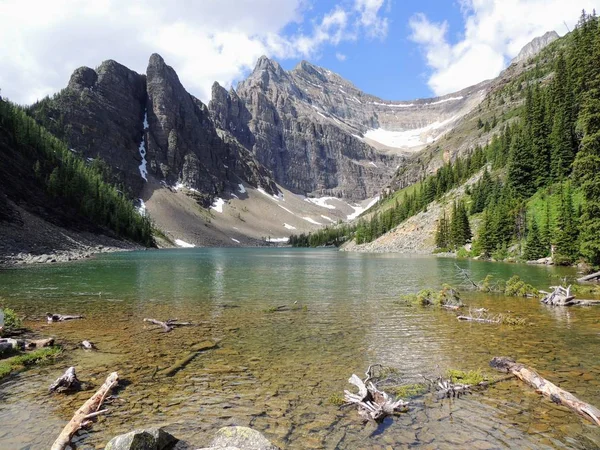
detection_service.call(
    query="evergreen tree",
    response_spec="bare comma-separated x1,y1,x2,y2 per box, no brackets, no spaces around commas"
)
572,14,600,266
523,218,547,261
554,183,580,264
506,130,535,198
435,210,450,250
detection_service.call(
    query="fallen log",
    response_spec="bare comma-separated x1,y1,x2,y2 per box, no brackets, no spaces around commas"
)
50,371,118,450
47,313,84,323
143,318,195,332
578,271,600,283
490,357,600,426
49,367,81,393
442,304,462,310
158,340,217,377
344,366,409,422
1,337,55,351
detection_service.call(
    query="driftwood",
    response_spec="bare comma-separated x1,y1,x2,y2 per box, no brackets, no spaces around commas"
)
47,313,84,323
0,337,54,351
457,308,501,324
158,340,217,377
442,304,462,310
344,366,409,422
578,271,600,283
541,285,575,306
490,357,600,426
50,371,118,450
541,285,600,306
80,340,96,350
49,367,81,393
143,318,194,332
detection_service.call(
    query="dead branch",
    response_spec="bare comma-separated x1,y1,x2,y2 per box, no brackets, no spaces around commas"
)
143,318,195,332
454,263,481,290
159,341,217,377
47,313,83,323
457,308,501,324
344,368,409,422
490,357,600,426
50,372,119,450
49,367,81,393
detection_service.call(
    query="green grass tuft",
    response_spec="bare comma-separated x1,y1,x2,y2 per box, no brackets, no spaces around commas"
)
0,346,62,380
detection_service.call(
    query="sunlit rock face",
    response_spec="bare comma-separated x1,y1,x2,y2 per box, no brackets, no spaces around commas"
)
211,56,488,200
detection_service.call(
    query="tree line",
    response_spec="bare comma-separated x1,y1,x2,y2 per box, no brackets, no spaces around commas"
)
0,99,154,246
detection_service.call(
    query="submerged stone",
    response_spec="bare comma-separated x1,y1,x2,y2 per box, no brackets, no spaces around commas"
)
104,427,177,450
208,426,278,450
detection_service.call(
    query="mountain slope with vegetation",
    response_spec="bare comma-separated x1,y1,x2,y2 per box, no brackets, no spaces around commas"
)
298,12,600,268
0,98,154,262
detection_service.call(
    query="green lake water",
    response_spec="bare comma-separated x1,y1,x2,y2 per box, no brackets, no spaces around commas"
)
1,248,600,449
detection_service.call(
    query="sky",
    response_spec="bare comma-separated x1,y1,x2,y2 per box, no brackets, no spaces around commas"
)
0,0,596,105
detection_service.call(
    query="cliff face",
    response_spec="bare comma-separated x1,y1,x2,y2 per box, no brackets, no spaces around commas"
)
209,57,487,200
29,60,148,195
29,54,277,206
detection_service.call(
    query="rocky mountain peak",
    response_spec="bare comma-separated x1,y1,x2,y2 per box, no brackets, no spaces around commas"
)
67,66,98,91
293,60,328,82
512,31,559,65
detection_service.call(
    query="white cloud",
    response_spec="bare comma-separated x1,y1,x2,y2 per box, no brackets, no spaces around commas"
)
336,52,347,61
0,0,391,105
409,0,598,96
354,0,389,39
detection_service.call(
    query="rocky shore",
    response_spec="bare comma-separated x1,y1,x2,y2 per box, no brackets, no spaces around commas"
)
0,203,142,267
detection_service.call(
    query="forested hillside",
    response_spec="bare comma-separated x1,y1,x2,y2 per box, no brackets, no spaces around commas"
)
0,98,154,246
293,11,600,267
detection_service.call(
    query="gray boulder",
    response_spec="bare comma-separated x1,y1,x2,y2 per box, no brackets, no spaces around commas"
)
206,426,278,450
105,427,178,450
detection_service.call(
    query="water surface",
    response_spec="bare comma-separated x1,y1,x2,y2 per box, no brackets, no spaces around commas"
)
0,249,599,449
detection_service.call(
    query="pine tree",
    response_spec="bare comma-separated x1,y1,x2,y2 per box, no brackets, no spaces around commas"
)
435,210,450,250
523,218,546,261
506,130,535,198
572,15,600,266
478,208,497,257
554,183,580,264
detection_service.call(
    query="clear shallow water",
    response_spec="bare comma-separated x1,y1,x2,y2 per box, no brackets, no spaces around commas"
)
0,248,599,449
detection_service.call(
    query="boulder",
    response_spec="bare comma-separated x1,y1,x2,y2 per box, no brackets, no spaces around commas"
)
105,427,178,450
207,426,278,450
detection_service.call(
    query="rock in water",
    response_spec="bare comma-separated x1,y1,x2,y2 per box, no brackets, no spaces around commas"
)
208,426,279,450
104,427,178,450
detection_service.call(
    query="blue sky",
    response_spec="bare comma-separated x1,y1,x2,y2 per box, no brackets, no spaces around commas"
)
278,1,467,100
0,0,596,105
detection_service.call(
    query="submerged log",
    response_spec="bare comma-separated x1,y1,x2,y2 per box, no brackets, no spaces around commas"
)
49,367,81,393
47,313,84,323
344,367,408,422
50,371,118,450
143,318,195,332
158,340,218,377
490,357,600,426
578,271,600,283
0,337,55,351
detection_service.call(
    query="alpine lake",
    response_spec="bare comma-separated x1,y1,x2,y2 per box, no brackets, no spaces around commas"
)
1,248,600,449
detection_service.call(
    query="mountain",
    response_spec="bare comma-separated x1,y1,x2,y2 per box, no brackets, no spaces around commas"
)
210,57,488,200
7,28,565,253
511,31,559,65
338,19,600,268
29,55,278,207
